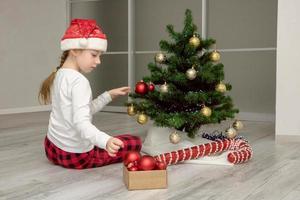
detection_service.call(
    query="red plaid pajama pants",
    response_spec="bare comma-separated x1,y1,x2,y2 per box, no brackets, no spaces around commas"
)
44,134,142,169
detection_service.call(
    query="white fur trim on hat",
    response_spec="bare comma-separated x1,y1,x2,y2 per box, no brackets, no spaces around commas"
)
60,37,107,51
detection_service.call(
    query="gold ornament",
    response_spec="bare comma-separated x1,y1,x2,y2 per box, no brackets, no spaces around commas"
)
215,82,227,93
189,34,200,48
169,131,181,144
137,113,148,125
225,127,237,139
160,82,169,93
200,106,212,117
233,120,244,130
186,66,197,80
155,52,166,63
127,104,136,116
210,50,221,62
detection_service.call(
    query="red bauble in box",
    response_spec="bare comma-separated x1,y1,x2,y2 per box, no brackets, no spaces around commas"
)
123,151,141,167
155,161,167,170
135,80,148,95
128,166,139,171
138,155,156,171
127,161,138,168
148,82,155,92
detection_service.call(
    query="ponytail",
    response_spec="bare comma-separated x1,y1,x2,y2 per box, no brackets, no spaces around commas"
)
38,51,69,104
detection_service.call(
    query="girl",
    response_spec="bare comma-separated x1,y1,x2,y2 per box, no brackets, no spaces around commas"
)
39,19,142,169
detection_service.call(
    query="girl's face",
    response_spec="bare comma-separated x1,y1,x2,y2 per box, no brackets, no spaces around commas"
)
74,49,102,73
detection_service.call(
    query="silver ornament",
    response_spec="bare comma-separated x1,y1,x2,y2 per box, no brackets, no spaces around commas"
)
169,131,181,144
233,120,244,130
225,127,237,139
155,52,166,63
186,67,197,80
160,82,168,93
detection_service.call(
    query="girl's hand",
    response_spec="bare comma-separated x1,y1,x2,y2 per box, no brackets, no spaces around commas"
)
108,86,130,100
106,137,124,157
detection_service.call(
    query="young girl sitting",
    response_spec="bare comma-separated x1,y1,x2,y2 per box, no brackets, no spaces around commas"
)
39,19,141,169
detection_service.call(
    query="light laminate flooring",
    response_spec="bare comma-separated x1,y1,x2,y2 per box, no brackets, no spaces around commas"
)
0,112,300,200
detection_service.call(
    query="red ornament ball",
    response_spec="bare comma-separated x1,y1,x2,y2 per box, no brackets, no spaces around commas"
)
135,80,148,95
138,155,156,171
148,83,155,92
128,166,139,171
155,161,167,170
127,161,138,169
123,151,141,166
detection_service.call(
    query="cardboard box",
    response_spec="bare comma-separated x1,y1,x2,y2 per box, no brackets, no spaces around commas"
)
123,166,168,190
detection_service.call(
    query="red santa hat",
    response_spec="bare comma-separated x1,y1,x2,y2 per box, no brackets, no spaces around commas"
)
60,19,107,52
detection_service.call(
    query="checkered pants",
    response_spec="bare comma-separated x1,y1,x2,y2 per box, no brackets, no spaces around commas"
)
44,134,142,169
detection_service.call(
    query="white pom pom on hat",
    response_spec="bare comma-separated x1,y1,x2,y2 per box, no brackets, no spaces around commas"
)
60,19,107,51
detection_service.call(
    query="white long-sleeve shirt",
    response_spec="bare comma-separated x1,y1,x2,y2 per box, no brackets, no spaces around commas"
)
47,68,112,153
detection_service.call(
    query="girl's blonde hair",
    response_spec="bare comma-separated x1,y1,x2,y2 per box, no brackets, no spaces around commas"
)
38,51,69,104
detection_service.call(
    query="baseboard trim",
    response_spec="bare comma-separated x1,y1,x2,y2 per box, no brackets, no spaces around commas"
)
237,112,275,122
0,106,275,122
0,105,51,115
276,135,300,143
0,105,125,115
101,106,126,113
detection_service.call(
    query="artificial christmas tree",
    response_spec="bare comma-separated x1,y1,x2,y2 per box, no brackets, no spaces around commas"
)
127,9,239,141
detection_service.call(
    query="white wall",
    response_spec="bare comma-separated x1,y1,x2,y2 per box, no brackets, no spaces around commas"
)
0,0,278,122
276,0,300,140
0,0,67,113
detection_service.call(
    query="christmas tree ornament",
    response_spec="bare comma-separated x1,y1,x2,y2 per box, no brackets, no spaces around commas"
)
154,138,253,165
127,161,138,169
189,34,200,48
215,82,227,93
169,131,181,144
135,80,148,95
233,120,244,130
128,166,139,171
160,82,169,93
137,113,148,125
138,155,156,171
225,127,237,139
148,82,155,92
200,106,212,117
186,66,197,80
123,151,141,166
155,161,167,170
127,104,136,116
155,52,166,63
210,50,221,62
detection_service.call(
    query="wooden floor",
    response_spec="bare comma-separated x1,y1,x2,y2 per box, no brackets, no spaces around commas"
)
0,112,300,200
